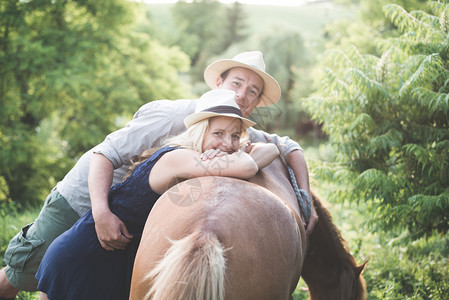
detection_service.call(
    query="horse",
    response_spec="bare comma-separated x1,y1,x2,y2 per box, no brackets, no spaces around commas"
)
301,197,367,299
129,157,367,300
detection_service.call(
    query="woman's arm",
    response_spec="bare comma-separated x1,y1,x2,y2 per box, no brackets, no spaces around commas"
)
149,149,258,194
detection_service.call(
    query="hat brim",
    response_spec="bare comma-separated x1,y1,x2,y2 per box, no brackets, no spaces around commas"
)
204,59,281,107
184,112,256,129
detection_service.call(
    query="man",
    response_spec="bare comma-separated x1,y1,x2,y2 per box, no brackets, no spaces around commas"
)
0,51,316,299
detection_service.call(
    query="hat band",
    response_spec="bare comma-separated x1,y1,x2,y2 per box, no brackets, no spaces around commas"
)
202,105,242,117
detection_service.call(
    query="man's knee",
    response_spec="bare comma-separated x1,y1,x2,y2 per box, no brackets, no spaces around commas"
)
2,188,79,291
3,223,47,291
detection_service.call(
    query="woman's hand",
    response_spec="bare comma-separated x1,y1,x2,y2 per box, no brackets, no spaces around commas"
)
200,149,228,161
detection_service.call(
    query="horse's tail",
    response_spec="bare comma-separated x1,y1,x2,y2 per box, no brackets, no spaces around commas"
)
144,230,226,300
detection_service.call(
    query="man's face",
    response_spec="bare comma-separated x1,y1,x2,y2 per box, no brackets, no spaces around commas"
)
216,67,264,117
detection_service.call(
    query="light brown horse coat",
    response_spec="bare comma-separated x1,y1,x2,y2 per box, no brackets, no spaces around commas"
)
129,157,366,300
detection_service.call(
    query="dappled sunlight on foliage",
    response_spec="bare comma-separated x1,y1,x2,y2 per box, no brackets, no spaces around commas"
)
304,1,449,239
0,0,190,208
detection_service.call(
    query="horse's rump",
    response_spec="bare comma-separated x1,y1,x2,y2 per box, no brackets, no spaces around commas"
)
129,176,306,300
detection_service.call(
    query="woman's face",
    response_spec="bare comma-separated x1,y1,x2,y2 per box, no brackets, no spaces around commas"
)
202,116,242,153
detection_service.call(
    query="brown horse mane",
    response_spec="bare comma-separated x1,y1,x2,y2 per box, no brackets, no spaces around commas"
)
302,193,367,299
253,156,367,299
254,155,367,298
311,195,354,262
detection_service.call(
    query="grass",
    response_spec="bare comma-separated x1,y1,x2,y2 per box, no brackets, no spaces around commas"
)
0,203,40,256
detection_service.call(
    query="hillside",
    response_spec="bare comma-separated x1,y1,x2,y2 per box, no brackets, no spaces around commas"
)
146,2,357,51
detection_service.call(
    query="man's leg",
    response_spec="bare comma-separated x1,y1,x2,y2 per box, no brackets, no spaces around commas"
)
0,188,79,297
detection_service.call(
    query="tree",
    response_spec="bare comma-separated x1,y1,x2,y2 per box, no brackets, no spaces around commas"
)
0,0,190,207
323,0,429,55
171,0,248,83
246,28,311,134
171,0,223,67
219,1,248,51
304,1,449,238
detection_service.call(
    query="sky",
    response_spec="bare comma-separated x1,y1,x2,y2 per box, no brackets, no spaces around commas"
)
138,0,309,6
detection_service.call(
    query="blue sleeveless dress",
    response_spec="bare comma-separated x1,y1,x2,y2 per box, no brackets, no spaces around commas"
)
36,146,177,300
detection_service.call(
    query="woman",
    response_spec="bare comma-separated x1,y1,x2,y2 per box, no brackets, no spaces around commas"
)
35,90,280,300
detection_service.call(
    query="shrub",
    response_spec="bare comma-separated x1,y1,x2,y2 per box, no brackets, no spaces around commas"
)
304,1,449,239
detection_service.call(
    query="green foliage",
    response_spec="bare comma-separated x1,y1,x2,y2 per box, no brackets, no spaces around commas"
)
302,156,449,299
304,2,449,238
171,0,248,82
0,0,190,207
361,231,449,299
172,0,222,63
253,29,310,129
218,2,248,52
322,0,430,56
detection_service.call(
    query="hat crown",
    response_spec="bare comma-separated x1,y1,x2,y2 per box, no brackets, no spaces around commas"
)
232,51,266,72
196,90,240,113
184,89,256,129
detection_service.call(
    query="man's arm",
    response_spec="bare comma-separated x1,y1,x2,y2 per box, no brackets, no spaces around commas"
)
88,99,197,250
286,149,317,235
248,127,317,234
89,154,132,251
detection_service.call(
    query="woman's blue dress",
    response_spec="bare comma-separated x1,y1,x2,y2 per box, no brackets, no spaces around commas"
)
36,146,177,300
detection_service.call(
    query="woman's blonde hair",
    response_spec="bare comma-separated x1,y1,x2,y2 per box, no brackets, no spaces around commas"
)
125,117,248,179
164,119,210,153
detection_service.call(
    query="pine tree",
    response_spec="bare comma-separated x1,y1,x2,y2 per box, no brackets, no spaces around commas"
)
304,1,449,238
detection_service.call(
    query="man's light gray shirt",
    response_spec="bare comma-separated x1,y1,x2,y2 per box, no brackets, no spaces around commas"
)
57,99,302,216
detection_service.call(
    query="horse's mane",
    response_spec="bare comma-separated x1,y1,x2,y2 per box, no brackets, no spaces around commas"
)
303,193,367,299
311,195,354,262
254,155,367,299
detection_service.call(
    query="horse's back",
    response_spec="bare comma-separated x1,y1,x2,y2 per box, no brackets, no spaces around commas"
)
130,176,305,300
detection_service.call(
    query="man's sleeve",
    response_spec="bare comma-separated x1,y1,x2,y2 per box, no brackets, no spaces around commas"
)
247,127,302,160
93,101,182,169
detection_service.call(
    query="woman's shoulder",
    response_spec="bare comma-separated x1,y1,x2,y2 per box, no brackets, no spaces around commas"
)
135,146,179,171
153,145,179,157
159,148,198,162
152,148,204,175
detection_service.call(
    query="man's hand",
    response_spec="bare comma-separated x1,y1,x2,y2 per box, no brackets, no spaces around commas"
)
89,153,132,250
305,201,318,236
286,149,318,235
93,209,133,251
242,141,254,153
